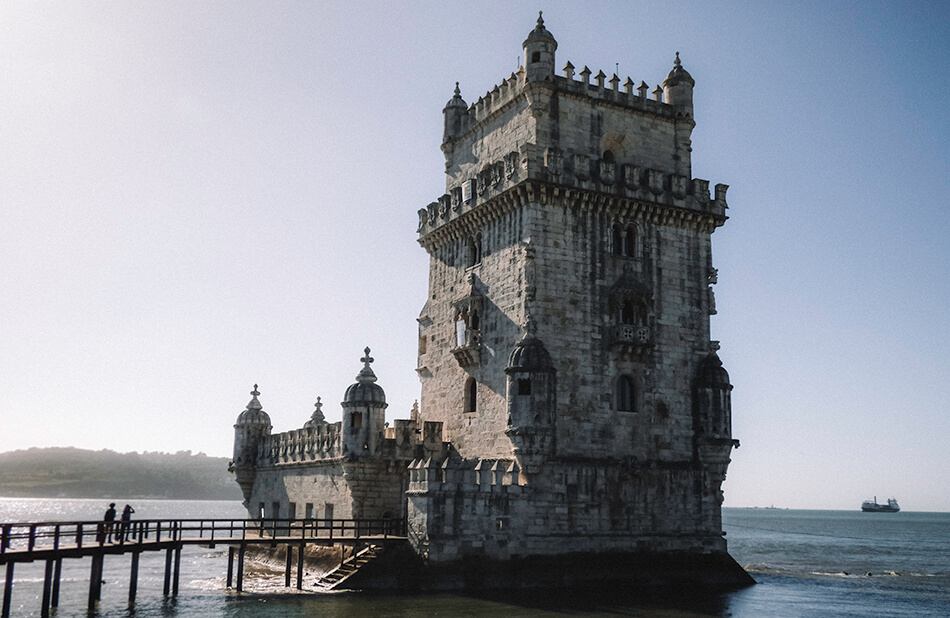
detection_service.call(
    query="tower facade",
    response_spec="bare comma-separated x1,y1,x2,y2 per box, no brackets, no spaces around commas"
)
412,14,741,565
230,16,749,588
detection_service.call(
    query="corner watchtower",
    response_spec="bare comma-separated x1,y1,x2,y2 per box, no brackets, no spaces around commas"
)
523,11,557,83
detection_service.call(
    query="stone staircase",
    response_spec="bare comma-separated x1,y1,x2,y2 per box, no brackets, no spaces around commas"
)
316,545,381,590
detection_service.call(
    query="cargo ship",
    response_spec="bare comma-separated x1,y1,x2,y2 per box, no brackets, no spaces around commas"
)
861,497,900,512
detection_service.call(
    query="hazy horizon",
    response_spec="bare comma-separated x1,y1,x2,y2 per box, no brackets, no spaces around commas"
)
3,1,948,512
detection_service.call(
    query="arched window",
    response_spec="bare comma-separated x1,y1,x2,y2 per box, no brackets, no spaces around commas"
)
464,378,477,413
466,233,482,267
602,150,615,164
612,225,624,256
617,375,635,412
623,225,637,257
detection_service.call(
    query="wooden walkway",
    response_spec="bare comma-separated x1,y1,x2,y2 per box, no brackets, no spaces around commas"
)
0,517,407,616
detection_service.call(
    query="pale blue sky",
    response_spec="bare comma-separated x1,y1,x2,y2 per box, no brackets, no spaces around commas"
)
2,1,948,511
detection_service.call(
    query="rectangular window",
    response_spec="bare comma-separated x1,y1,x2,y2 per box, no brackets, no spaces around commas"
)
518,378,532,396
288,502,296,521
351,412,362,428
258,503,265,520
324,503,334,522
305,503,314,520
271,501,280,519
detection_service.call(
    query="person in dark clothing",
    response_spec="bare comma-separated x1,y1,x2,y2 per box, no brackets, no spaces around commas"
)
103,503,116,542
119,504,134,542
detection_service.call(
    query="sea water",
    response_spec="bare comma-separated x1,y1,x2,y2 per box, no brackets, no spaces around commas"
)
1,498,948,616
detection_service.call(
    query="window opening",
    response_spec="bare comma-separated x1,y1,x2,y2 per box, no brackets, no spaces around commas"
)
602,150,615,164
532,51,541,63
617,375,635,412
624,226,636,257
464,378,477,413
351,411,362,428
518,378,532,396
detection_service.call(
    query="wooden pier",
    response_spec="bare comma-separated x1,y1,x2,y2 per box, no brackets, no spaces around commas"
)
0,517,407,616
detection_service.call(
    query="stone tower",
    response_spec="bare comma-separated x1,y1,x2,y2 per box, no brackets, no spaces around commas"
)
413,14,742,570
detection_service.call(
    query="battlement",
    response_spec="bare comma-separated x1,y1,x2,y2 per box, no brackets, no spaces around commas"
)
407,457,523,495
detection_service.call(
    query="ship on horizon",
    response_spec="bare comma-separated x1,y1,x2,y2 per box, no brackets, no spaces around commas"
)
861,496,900,513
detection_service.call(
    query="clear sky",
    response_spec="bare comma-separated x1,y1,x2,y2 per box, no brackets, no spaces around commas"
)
2,1,948,511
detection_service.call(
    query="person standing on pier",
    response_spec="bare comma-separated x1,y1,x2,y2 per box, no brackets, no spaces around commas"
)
103,502,116,542
119,504,134,542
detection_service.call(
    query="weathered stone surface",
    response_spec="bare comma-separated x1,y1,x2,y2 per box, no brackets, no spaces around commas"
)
230,16,745,587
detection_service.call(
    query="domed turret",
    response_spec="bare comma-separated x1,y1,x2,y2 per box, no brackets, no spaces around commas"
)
231,384,272,506
523,12,557,83
694,354,733,440
662,52,695,116
504,317,556,474
235,384,271,427
343,349,387,404
697,354,731,389
506,328,554,373
443,82,468,143
342,348,388,458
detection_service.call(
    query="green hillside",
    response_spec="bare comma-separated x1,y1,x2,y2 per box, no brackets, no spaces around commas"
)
0,447,243,500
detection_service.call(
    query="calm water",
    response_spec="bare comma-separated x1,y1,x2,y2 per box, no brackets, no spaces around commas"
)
1,498,948,616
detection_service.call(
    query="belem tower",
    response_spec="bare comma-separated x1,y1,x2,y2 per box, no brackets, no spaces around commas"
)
230,15,751,588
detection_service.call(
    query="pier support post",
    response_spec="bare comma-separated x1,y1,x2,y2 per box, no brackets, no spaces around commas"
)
51,559,61,609
227,546,235,588
162,548,173,596
297,542,304,590
2,562,14,618
172,545,182,596
41,560,53,617
129,551,140,605
236,544,246,592
88,553,104,612
285,545,293,587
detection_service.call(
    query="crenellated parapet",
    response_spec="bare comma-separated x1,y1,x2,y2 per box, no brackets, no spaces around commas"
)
407,457,523,495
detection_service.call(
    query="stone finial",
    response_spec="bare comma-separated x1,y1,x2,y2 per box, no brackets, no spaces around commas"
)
563,61,575,79
356,347,377,383
638,81,649,98
652,85,663,102
305,396,327,427
537,10,543,27
247,384,262,410
595,69,606,88
674,51,681,68
454,81,461,97
609,73,620,91
623,77,634,95
521,314,537,338
579,66,591,84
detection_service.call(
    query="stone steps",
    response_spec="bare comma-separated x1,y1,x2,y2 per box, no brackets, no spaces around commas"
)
316,545,380,589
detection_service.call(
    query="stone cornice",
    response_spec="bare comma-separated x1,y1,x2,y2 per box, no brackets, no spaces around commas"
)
418,180,727,252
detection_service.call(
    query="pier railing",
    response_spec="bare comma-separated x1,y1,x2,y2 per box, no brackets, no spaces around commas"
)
0,517,408,558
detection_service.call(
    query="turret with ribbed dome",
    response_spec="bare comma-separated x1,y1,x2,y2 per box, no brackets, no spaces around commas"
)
230,384,272,505
442,82,468,144
342,348,388,458
523,11,557,83
504,317,556,474
663,52,695,118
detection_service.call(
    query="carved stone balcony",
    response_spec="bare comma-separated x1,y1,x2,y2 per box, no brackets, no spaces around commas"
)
452,329,481,367
613,324,653,358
